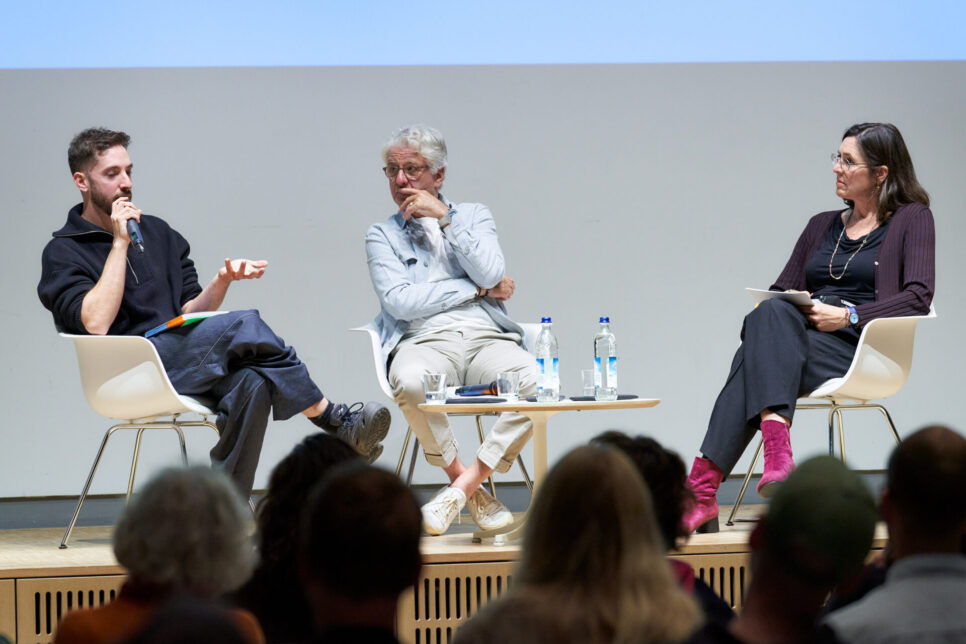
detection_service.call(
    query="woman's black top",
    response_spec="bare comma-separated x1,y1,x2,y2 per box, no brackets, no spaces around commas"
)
806,212,890,305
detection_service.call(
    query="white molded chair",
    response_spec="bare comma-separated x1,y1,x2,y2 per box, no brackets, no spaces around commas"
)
351,323,539,497
726,305,937,525
59,333,230,548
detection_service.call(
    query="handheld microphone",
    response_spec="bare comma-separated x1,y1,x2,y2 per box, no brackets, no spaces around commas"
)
127,219,145,253
454,381,498,396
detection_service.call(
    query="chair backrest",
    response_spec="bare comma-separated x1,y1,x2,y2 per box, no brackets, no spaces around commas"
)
519,322,540,353
350,324,395,400
352,322,542,402
62,334,212,421
810,305,936,403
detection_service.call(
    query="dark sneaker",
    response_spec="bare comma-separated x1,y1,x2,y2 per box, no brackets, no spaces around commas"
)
366,444,384,464
328,401,390,459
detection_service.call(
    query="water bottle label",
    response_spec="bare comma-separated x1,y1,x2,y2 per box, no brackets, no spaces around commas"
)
536,357,550,391
594,356,601,387
536,356,559,398
607,356,617,388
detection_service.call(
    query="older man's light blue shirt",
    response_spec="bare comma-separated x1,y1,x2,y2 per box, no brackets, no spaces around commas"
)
366,195,524,365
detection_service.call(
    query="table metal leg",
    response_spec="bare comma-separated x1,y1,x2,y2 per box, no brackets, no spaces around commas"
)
473,410,557,541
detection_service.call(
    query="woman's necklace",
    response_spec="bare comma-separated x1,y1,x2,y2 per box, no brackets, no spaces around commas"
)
828,210,874,280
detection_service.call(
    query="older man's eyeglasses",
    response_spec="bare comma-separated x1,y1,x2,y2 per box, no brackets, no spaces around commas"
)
831,152,868,171
383,164,429,180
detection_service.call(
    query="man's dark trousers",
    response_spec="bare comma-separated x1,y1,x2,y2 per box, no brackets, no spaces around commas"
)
150,309,323,494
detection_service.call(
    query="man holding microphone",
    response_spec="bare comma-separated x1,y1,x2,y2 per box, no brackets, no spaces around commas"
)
39,127,389,495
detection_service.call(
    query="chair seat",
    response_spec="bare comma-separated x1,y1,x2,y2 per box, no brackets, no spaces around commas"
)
127,395,216,423
805,379,846,399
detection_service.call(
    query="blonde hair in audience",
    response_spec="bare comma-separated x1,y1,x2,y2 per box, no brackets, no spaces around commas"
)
517,445,700,644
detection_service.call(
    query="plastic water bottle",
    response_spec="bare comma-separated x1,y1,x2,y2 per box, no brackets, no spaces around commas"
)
534,317,559,402
594,317,618,401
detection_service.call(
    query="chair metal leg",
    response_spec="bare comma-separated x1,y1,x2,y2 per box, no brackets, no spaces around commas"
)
174,426,188,465
62,419,220,549
187,417,221,439
475,416,498,498
60,426,120,549
834,408,848,465
827,407,837,456
406,437,419,487
726,439,763,527
873,404,903,445
126,427,147,502
395,426,414,478
516,455,533,492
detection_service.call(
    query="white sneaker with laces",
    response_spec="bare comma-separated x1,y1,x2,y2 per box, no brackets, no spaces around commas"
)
467,488,514,531
422,486,466,536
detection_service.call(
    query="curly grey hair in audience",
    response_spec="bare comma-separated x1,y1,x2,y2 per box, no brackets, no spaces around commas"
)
113,466,255,597
382,124,448,173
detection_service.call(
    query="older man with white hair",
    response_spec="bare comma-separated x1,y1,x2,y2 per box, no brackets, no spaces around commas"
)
366,124,536,536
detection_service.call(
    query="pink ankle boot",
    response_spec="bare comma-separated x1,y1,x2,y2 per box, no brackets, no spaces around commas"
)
683,457,725,533
756,419,795,498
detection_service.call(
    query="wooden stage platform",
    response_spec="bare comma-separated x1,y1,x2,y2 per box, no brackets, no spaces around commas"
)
0,506,887,644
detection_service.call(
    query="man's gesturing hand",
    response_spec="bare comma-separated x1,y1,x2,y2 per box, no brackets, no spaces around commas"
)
218,258,268,283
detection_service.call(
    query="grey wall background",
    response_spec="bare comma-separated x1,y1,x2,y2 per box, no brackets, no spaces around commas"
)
1,61,963,498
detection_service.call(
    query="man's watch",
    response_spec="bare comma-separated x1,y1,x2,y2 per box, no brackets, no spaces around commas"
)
846,305,860,328
438,208,456,230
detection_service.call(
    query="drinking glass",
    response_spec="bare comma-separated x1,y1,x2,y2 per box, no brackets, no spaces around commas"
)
423,373,447,401
581,369,596,397
496,371,520,401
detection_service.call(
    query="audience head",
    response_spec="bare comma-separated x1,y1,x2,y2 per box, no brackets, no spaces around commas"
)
518,445,698,643
122,597,247,644
113,466,254,597
68,127,130,174
382,124,448,173
841,122,929,221
759,455,876,588
884,425,966,542
590,430,691,551
256,432,359,567
299,462,422,604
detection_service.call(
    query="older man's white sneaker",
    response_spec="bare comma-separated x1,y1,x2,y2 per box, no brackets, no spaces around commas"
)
467,488,514,531
422,486,466,536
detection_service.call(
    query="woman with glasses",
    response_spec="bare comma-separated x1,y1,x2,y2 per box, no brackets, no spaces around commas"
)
683,123,934,534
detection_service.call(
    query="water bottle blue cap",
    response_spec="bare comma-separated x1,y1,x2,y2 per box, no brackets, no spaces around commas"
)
541,317,552,323
600,316,610,323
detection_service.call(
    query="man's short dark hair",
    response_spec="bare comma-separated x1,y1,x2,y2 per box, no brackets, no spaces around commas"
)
299,463,422,600
68,127,130,173
887,425,966,535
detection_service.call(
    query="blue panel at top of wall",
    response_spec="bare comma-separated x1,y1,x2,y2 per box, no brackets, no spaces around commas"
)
3,0,965,69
